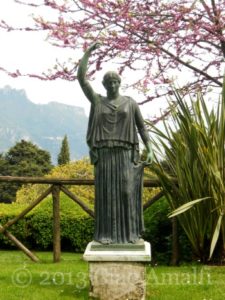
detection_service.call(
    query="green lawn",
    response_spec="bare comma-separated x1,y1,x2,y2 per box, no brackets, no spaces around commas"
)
0,251,224,300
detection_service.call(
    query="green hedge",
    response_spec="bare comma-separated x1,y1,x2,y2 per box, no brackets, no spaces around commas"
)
0,194,192,263
143,197,192,264
0,194,94,252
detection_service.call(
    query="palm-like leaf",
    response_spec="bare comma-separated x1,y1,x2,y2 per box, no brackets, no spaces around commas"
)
148,78,225,261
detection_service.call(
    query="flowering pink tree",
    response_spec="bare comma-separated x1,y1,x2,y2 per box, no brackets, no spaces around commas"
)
0,0,224,104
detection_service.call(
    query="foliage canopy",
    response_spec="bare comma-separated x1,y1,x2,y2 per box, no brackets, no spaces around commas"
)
0,140,52,203
0,0,224,116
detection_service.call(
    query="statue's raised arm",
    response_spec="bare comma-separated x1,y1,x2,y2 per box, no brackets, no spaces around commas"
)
77,42,101,105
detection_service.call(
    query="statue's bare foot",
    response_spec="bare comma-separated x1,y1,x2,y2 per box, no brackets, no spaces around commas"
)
129,238,144,244
100,238,111,245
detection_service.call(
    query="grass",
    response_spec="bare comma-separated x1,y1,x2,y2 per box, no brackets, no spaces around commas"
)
0,251,89,300
146,265,225,300
0,250,224,300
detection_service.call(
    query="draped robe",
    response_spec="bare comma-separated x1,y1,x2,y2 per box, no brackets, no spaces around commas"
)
86,96,150,244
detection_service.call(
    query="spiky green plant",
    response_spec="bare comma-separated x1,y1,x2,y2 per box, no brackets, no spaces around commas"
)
148,80,225,263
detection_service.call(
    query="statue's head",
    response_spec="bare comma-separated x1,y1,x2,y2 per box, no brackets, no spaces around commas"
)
102,71,121,96
102,71,121,86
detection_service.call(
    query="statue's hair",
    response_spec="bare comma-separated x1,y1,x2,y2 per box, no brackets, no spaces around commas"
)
102,71,121,85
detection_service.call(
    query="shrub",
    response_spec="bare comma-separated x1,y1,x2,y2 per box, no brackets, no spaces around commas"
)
0,193,192,262
0,194,94,252
2,159,171,257
143,197,171,264
143,197,192,265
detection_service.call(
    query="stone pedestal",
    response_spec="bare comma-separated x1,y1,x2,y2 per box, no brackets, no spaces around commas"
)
83,241,151,300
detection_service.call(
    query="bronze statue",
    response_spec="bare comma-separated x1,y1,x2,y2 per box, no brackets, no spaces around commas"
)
77,42,153,244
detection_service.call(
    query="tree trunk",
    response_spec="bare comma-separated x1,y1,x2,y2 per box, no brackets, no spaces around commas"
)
170,217,179,266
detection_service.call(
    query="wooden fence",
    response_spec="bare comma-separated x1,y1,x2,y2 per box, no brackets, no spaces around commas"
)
0,176,163,263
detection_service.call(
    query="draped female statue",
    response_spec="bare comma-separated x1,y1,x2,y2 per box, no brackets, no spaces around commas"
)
77,42,153,244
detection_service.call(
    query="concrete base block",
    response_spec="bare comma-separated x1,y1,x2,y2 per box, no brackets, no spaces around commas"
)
83,241,151,262
89,261,146,300
83,241,151,299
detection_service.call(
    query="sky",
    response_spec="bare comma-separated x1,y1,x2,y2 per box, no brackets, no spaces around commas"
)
0,0,168,118
0,1,90,114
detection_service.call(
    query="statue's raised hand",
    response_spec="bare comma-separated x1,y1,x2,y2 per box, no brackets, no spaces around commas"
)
88,42,101,53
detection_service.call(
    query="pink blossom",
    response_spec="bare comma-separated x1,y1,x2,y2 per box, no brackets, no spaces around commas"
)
0,0,223,109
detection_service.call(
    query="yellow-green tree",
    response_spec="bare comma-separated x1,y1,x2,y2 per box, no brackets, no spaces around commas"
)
17,158,94,206
17,158,159,208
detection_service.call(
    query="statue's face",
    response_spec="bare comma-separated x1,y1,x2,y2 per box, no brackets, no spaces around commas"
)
104,79,120,96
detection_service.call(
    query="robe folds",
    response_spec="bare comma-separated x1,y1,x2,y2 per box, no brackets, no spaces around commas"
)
86,96,149,244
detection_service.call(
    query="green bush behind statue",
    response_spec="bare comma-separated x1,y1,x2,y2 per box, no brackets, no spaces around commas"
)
0,160,191,263
0,195,94,252
0,196,191,263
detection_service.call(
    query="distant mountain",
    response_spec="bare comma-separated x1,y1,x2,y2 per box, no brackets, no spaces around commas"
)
0,85,89,164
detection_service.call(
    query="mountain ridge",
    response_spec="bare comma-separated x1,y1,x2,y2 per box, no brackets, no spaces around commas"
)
0,85,89,164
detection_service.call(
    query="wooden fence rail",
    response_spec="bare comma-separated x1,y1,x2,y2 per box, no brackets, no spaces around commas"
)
0,175,162,186
0,176,163,263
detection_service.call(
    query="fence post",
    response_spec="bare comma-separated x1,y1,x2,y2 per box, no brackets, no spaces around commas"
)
52,184,61,263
